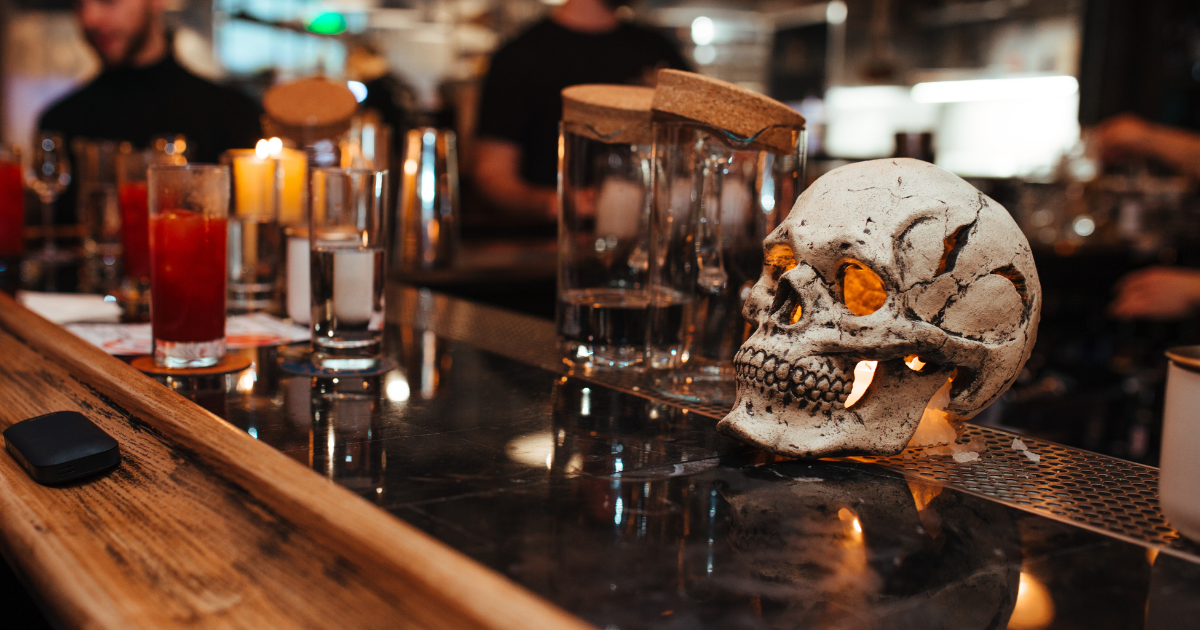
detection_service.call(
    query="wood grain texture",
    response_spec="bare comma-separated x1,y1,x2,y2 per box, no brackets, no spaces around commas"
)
0,292,593,630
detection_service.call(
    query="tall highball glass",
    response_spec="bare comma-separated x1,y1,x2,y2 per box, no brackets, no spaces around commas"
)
148,164,230,368
309,168,388,370
0,144,24,293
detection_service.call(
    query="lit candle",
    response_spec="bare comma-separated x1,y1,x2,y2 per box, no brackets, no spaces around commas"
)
266,139,307,225
229,142,276,220
286,229,310,324
333,250,375,324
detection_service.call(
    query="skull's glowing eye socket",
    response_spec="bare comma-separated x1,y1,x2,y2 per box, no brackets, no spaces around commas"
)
842,261,887,316
789,303,802,324
904,355,926,371
765,244,797,280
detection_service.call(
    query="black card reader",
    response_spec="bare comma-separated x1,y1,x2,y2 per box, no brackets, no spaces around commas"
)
3,411,121,485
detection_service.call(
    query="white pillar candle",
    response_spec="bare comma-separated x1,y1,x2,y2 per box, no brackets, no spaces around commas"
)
333,250,375,324
287,236,311,324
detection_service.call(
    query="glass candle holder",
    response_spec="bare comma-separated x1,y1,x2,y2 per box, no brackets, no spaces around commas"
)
649,121,807,404
224,148,283,313
309,167,388,370
148,164,230,368
274,145,308,227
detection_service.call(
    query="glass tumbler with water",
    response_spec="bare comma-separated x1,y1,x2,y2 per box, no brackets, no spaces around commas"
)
309,168,388,370
557,85,658,370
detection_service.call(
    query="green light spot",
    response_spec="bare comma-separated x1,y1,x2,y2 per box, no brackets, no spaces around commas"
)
308,12,346,35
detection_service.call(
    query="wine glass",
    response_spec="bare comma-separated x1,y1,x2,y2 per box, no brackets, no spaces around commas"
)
28,131,72,264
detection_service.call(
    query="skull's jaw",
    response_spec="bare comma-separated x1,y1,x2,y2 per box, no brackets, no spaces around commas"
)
718,358,952,458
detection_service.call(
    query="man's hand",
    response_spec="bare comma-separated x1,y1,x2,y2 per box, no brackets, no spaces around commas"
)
1110,266,1200,320
1092,114,1200,179
1093,114,1154,164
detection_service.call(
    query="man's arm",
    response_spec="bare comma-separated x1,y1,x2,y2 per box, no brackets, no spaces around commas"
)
1110,266,1200,320
472,138,557,222
1094,114,1200,179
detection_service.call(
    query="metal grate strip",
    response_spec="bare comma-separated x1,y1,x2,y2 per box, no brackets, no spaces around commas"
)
390,284,1200,563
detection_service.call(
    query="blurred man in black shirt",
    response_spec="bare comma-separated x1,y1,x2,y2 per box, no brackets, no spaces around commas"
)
39,0,262,163
473,0,688,224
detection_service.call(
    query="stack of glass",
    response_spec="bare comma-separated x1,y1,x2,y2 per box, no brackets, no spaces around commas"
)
553,71,808,407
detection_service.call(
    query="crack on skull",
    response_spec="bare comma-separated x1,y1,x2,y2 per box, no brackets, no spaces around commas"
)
937,215,979,277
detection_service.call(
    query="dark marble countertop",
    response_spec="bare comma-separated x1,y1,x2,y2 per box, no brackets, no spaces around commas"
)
150,284,1200,630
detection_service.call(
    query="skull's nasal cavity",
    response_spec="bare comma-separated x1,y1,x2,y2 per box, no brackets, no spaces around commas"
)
769,279,802,325
841,261,887,316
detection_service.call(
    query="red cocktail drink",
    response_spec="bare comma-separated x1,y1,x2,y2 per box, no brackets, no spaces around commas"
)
148,163,230,368
150,209,227,343
0,160,22,257
119,181,149,280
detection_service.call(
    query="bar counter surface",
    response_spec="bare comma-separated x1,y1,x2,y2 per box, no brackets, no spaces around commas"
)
3,284,1200,629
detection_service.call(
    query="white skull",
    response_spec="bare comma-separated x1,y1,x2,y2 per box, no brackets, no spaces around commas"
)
718,159,1041,458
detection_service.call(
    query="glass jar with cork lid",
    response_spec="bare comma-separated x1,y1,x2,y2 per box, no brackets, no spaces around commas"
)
556,84,658,370
648,69,808,404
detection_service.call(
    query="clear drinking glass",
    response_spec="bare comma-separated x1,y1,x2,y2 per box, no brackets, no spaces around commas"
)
649,121,807,403
72,138,122,259
224,148,282,312
309,167,388,370
557,121,655,369
148,164,230,368
28,131,72,265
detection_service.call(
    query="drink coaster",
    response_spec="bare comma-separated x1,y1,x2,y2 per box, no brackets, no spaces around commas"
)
131,354,254,376
280,358,398,378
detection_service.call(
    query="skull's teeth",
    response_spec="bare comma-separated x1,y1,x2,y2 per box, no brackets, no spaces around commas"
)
735,351,852,410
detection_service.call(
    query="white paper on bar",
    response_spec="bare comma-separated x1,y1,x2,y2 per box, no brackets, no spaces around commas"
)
66,313,310,356
18,291,122,324
287,236,311,325
332,249,375,324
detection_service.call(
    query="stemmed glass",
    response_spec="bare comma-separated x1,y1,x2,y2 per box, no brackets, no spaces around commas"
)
28,131,72,264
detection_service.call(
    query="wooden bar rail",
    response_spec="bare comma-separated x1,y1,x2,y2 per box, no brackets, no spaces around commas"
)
0,292,593,630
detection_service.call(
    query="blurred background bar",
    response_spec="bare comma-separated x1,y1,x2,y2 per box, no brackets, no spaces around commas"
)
1,0,1199,463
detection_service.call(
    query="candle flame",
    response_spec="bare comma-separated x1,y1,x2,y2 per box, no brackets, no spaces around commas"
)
1008,572,1054,630
907,378,957,448
837,508,864,544
255,139,270,159
268,137,284,157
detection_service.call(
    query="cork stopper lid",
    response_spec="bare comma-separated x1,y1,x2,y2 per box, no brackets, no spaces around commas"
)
651,69,805,154
561,85,655,145
263,77,359,141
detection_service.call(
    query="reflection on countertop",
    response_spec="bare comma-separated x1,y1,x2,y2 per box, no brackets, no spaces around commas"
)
148,298,1200,630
